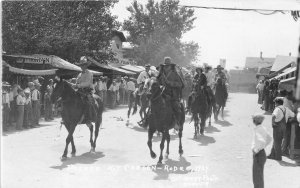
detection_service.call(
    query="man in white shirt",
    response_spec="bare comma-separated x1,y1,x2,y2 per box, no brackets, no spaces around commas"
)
136,64,152,105
2,82,11,130
204,66,214,89
74,56,95,128
268,97,295,161
31,80,41,127
251,114,272,188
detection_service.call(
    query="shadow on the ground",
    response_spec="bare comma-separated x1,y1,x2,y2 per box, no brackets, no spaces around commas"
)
204,125,221,133
50,151,105,170
129,125,148,133
214,120,233,127
145,157,192,180
189,135,216,146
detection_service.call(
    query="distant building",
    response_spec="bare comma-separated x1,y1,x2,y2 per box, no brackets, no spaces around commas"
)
270,55,297,72
229,52,275,93
110,30,136,66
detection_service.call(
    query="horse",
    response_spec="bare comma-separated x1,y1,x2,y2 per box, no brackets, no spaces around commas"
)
146,78,185,165
51,79,103,159
190,83,214,138
127,79,150,127
214,78,228,120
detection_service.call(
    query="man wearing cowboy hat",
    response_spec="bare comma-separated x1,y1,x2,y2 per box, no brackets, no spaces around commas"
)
158,57,185,125
214,65,227,84
74,56,95,128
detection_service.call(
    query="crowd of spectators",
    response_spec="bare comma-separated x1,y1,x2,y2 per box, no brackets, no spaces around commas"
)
2,75,138,132
256,78,299,159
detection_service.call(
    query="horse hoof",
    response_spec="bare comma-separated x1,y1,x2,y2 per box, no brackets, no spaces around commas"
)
90,148,95,153
61,156,67,161
151,152,157,159
71,152,76,157
164,153,169,159
157,162,163,167
193,135,197,139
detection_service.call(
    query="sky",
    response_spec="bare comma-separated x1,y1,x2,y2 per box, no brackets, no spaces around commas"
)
111,0,300,69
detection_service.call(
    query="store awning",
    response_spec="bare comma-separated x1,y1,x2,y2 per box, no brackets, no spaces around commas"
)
278,77,296,92
119,64,144,73
108,64,136,75
3,61,57,76
3,54,81,71
89,70,103,76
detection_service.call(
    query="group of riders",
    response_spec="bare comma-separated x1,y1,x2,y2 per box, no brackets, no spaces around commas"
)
72,56,228,128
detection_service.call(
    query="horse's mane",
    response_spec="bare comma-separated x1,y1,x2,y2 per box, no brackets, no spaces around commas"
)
62,80,77,97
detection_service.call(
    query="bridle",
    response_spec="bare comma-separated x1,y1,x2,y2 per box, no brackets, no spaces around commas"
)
150,84,165,102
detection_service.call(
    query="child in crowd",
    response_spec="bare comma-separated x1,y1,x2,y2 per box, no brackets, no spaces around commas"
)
251,114,272,188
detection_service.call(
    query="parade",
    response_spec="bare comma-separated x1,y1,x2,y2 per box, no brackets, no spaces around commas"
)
2,1,300,188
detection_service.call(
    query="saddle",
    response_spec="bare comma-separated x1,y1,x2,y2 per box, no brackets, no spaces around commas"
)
76,89,100,123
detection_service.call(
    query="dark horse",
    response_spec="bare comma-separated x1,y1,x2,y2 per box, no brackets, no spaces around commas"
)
214,78,228,120
146,78,185,165
51,79,103,159
127,79,150,127
190,84,215,138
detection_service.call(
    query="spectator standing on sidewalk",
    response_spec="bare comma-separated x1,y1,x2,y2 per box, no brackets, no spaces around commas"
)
268,97,294,161
108,79,118,108
44,87,52,121
23,88,33,128
2,82,11,131
251,114,272,188
16,88,26,130
31,80,41,126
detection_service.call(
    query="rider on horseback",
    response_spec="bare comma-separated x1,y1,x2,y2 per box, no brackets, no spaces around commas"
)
74,56,95,128
158,57,185,125
136,64,152,106
187,67,211,112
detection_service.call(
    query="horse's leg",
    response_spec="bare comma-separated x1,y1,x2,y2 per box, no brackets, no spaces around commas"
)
221,106,224,119
70,136,76,156
157,130,166,165
178,127,183,156
62,124,75,159
193,113,199,139
165,130,170,159
200,114,206,135
92,118,101,152
147,128,156,159
89,123,94,152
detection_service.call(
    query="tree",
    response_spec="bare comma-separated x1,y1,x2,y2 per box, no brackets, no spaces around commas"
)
2,1,120,63
123,0,199,66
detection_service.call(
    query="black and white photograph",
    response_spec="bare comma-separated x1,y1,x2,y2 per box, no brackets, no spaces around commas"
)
1,0,300,187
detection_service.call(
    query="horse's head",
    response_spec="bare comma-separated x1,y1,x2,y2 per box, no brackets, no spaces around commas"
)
216,77,223,86
51,77,74,103
147,77,161,99
51,77,64,103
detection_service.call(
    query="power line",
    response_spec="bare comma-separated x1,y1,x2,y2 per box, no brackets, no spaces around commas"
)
179,4,300,20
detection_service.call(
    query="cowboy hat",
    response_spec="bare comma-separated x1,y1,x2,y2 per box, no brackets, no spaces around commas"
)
24,88,31,94
75,56,91,67
215,65,224,70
